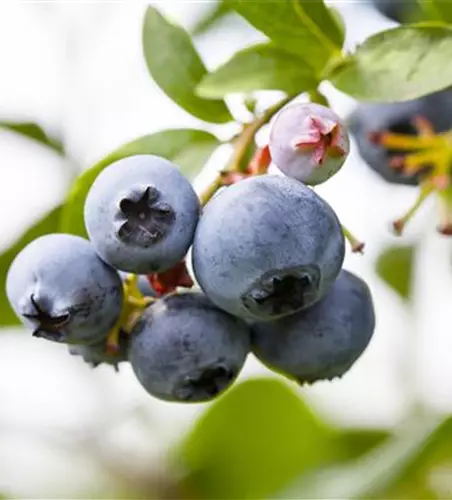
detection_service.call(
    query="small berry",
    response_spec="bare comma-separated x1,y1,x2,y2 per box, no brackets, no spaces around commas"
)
251,270,375,384
84,155,201,274
6,234,123,345
192,175,345,321
129,293,251,403
269,102,350,185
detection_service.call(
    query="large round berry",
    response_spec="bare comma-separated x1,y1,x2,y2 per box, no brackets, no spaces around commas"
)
269,102,349,185
6,234,123,345
129,293,251,403
192,175,345,322
251,270,375,384
84,155,201,274
349,88,452,186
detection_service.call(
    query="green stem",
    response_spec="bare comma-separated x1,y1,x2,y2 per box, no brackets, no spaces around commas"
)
199,96,292,206
309,89,329,107
341,224,365,253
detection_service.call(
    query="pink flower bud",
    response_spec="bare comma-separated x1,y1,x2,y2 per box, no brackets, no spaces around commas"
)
269,102,350,185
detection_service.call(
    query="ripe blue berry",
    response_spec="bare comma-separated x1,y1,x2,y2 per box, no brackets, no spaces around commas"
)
192,175,345,322
349,88,452,186
6,234,123,344
371,0,417,23
84,155,201,274
269,102,349,185
68,331,129,370
251,270,375,384
129,293,251,403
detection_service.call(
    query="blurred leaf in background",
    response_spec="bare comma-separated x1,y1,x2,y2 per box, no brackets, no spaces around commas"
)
142,6,232,123
178,377,335,499
369,417,452,499
60,129,220,238
0,120,63,154
0,206,62,327
376,244,415,300
329,26,452,102
283,416,450,499
176,377,390,500
191,0,232,35
333,429,390,461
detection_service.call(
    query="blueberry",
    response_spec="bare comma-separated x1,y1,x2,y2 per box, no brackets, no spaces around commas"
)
192,175,345,322
6,234,123,345
371,0,418,23
68,330,129,370
349,88,452,186
269,102,350,185
251,270,375,384
84,155,201,274
118,271,156,297
129,293,251,403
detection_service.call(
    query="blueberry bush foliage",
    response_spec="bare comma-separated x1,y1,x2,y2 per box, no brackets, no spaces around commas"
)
2,1,452,498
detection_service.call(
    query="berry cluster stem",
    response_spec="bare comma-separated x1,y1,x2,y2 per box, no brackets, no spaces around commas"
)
105,274,154,354
371,121,452,235
199,96,293,206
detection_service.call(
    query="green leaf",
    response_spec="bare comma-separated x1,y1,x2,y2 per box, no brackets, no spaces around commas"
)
0,121,63,154
95,129,220,180
376,245,415,300
297,0,345,47
329,25,452,102
421,0,452,23
142,6,232,123
329,6,347,44
283,417,443,499
197,43,318,98
0,206,62,327
178,378,335,500
228,0,343,72
191,1,231,35
368,417,452,499
60,129,219,237
334,429,390,461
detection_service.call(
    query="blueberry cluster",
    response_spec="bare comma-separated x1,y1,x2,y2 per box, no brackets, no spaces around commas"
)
6,102,375,403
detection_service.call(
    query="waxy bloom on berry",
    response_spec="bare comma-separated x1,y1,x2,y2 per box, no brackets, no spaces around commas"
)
269,102,350,185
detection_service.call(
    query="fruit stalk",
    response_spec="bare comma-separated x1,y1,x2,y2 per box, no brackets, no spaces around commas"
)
199,96,293,206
